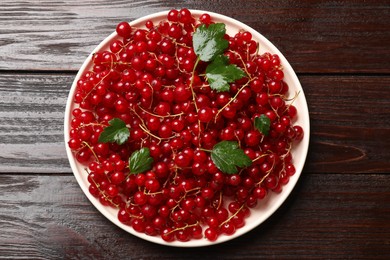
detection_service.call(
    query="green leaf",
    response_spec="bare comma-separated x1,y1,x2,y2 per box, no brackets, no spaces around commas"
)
129,147,154,174
211,141,252,174
193,23,229,62
98,118,130,145
205,55,246,92
254,114,271,136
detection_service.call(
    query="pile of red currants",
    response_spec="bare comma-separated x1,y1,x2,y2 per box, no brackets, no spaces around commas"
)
68,8,304,242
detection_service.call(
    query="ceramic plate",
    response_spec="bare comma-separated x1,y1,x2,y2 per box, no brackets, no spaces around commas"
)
64,10,310,247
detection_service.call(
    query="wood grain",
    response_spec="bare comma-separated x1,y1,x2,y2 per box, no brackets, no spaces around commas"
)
302,75,390,173
0,173,389,259
0,73,72,173
1,73,389,174
0,0,389,73
1,1,390,259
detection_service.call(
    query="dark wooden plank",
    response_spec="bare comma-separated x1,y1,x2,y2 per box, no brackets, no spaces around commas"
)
0,73,72,173
0,173,389,259
1,73,389,173
302,75,390,173
0,0,389,73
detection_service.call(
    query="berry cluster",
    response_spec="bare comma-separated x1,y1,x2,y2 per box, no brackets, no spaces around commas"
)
68,8,303,242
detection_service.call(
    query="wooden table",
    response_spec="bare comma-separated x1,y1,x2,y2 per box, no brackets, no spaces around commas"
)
1,1,389,259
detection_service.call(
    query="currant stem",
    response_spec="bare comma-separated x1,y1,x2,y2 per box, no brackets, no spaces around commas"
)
86,169,120,209
170,186,201,213
252,153,269,162
139,105,184,119
283,90,301,113
214,79,251,122
198,147,212,153
82,71,110,101
81,141,100,162
216,191,223,210
227,50,253,80
190,56,201,113
279,143,292,160
219,203,245,228
139,124,176,142
256,157,276,186
164,222,200,236
124,203,144,219
77,122,107,130
190,56,203,145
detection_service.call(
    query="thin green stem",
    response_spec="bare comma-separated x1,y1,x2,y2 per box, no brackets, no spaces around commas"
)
190,56,201,113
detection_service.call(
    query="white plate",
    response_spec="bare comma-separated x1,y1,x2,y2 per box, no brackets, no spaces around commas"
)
64,10,310,247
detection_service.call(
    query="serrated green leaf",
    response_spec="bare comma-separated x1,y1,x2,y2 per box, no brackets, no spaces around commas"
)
193,23,229,62
254,114,271,136
205,55,246,92
129,147,154,174
98,118,130,145
211,141,252,174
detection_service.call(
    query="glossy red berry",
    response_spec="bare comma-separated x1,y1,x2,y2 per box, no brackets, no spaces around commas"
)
116,21,132,38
